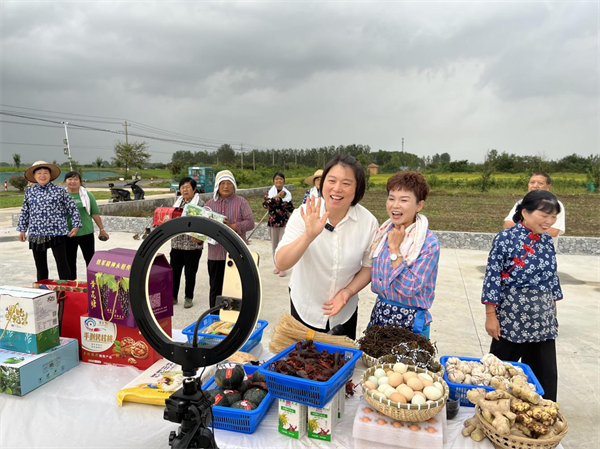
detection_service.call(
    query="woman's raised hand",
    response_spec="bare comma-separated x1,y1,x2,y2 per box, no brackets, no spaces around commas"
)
300,195,329,240
388,224,406,250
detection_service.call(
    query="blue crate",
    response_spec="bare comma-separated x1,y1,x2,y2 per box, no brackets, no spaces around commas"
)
203,365,274,434
440,355,545,407
258,341,362,408
182,315,268,353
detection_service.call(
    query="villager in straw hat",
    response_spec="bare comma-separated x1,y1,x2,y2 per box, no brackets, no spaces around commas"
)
17,161,82,281
302,169,323,205
204,170,254,307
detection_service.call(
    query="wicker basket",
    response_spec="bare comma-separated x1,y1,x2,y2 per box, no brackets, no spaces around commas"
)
360,363,448,422
475,405,569,449
361,352,444,377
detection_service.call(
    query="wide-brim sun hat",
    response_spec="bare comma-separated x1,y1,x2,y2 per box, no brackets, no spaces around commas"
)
25,161,61,183
304,169,323,186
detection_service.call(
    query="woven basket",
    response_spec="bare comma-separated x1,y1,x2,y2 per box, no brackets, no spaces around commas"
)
475,405,569,449
361,352,444,377
360,363,448,422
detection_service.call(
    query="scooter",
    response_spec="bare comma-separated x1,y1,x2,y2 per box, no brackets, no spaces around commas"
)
108,180,145,202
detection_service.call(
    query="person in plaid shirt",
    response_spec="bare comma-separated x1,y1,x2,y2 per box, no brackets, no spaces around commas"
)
368,172,440,338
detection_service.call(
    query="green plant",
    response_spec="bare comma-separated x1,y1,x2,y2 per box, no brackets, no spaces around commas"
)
9,175,28,191
0,366,21,396
586,155,600,192
278,413,288,428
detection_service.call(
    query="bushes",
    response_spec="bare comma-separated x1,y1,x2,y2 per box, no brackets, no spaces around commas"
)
9,175,28,191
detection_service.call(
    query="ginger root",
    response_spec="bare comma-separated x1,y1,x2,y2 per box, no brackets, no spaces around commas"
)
462,415,486,442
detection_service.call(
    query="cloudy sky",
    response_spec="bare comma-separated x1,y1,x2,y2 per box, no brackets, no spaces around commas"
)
1,1,598,164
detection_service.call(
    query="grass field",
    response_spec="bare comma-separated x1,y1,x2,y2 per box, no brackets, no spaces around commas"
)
245,189,600,237
0,191,169,209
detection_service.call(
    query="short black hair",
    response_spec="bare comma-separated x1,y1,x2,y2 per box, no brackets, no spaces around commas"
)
320,154,366,206
530,172,552,185
64,171,82,181
273,172,285,181
178,177,197,191
513,190,561,223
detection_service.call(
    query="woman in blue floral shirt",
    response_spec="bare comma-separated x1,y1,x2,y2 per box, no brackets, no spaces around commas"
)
482,190,562,401
17,161,81,281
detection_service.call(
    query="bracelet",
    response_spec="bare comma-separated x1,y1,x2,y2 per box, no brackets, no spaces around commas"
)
99,228,105,231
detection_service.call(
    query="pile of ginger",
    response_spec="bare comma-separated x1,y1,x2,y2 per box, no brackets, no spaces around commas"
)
462,375,566,442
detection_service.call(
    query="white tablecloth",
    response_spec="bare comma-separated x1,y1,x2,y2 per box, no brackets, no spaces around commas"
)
0,336,520,449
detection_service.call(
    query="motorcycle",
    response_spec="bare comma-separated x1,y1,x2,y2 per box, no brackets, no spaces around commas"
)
108,179,145,202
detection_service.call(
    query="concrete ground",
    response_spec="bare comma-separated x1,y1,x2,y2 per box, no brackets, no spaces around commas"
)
1,206,598,448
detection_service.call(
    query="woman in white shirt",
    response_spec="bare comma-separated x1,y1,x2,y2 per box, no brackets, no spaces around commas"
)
275,155,379,339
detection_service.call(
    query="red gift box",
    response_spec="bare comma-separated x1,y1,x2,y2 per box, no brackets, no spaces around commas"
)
153,207,183,227
80,314,172,370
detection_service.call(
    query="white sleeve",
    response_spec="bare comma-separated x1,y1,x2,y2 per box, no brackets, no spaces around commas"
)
274,205,305,257
504,202,518,222
360,213,380,268
552,200,566,234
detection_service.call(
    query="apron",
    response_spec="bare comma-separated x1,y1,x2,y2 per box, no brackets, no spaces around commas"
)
368,296,430,338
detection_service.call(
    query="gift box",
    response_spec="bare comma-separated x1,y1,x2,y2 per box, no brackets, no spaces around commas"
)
0,286,60,354
80,315,172,371
0,337,79,396
153,207,183,227
87,248,173,328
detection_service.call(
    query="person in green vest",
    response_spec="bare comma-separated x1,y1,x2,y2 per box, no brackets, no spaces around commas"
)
64,171,110,279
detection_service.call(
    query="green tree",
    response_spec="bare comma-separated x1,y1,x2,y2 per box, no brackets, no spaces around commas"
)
480,150,496,192
9,175,27,191
216,144,236,164
95,157,103,169
113,141,150,176
12,154,21,168
586,155,600,192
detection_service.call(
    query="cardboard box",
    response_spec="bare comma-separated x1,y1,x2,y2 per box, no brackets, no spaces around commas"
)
0,286,59,354
0,337,79,396
80,315,172,370
308,396,337,442
278,399,307,439
87,248,173,328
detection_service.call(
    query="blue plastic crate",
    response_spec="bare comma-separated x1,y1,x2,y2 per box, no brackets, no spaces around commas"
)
440,355,545,407
182,315,268,353
258,341,362,408
203,365,274,434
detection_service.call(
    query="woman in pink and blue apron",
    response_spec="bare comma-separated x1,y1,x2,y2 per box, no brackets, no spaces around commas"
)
368,172,440,339
482,189,562,401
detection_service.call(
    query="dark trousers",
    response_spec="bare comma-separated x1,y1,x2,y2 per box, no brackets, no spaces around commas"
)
32,239,71,281
170,248,203,300
207,259,226,308
490,337,558,401
290,293,359,340
65,233,95,280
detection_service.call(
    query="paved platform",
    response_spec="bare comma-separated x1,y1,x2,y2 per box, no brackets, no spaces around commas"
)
0,211,598,447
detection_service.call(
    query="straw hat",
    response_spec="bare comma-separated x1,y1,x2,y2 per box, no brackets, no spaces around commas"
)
25,161,61,183
304,169,323,186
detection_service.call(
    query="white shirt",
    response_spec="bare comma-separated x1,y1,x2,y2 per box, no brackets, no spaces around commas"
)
275,201,379,329
504,199,565,247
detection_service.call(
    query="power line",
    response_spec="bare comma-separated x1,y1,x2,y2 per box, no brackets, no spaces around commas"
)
0,141,113,149
0,104,127,122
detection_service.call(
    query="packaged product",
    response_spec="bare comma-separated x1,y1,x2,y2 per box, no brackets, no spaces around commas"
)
278,399,307,439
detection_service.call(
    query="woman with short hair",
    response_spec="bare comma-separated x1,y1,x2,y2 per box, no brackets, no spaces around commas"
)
17,161,81,281
368,171,440,338
64,171,109,279
275,155,379,339
263,172,294,277
483,189,563,401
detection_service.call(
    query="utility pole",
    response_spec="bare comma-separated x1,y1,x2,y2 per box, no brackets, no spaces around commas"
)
294,150,297,166
272,149,275,166
402,137,404,153
62,121,73,171
241,143,244,170
252,149,256,172
124,121,129,144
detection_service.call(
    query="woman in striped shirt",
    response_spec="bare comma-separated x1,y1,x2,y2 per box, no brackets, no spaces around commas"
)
368,172,440,339
204,170,254,308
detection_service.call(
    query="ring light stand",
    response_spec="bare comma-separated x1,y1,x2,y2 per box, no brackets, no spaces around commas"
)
130,216,262,448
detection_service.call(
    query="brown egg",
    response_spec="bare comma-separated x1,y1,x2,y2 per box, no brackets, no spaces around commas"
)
377,411,385,416
403,371,418,381
377,419,387,425
362,417,372,423
388,373,403,388
414,391,427,400
386,370,394,378
427,417,438,424
392,421,403,428
363,407,374,414
390,392,407,404
364,380,377,391
397,385,414,401
409,424,420,431
407,377,424,391
426,427,437,433
421,378,434,388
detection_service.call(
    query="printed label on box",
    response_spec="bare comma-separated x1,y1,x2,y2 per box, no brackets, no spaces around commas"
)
278,399,307,439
